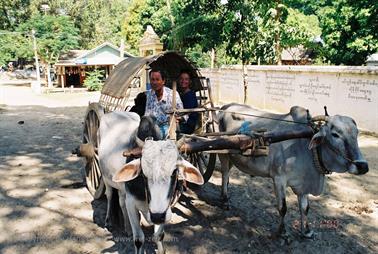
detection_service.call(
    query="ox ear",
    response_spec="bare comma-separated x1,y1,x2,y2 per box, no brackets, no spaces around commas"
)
309,127,327,150
177,159,204,185
113,159,141,182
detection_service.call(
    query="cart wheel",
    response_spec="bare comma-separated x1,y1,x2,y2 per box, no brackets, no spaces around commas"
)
82,103,105,199
189,152,216,183
185,108,217,185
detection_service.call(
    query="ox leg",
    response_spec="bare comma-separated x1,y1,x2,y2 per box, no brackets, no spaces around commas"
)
118,191,132,236
273,177,287,237
219,154,231,210
153,224,165,254
298,194,314,238
126,200,144,254
104,185,113,230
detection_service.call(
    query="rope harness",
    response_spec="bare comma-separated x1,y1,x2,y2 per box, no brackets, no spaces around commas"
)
312,147,331,175
211,108,357,176
312,139,357,175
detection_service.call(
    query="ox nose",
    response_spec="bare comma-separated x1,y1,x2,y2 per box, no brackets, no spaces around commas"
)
354,160,369,175
150,212,166,224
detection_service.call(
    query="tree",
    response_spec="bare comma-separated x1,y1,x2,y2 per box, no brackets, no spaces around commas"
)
0,31,33,66
121,0,225,64
282,8,321,48
83,69,105,91
121,0,149,55
168,0,222,52
204,0,322,65
28,0,130,48
18,14,79,87
318,0,378,65
121,0,183,54
0,0,31,30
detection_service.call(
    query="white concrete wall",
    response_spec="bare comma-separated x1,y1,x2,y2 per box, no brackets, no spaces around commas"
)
201,66,378,133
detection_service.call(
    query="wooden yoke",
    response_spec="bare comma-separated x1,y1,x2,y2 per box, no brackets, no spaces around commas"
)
169,80,177,140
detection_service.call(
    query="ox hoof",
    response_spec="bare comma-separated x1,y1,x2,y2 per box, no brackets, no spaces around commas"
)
125,230,132,237
273,231,293,245
105,222,113,231
301,229,314,239
221,197,231,210
105,216,113,231
222,202,231,210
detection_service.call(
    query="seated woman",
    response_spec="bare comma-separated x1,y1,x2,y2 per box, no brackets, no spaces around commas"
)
178,71,199,134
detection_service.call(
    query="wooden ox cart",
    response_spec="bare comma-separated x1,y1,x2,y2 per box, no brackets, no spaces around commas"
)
75,51,218,198
75,51,321,199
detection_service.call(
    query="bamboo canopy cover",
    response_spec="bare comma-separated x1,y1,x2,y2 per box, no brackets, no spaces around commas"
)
101,51,203,98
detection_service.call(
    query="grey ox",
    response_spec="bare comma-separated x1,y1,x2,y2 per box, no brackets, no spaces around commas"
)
217,103,369,238
98,111,204,254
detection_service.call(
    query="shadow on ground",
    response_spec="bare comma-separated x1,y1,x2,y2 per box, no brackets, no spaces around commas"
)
0,105,376,253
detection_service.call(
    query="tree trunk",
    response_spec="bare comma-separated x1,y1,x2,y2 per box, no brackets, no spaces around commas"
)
46,64,52,88
211,48,216,68
243,62,247,104
275,0,282,65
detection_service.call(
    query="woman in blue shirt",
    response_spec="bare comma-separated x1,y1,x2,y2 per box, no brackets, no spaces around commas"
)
178,71,199,134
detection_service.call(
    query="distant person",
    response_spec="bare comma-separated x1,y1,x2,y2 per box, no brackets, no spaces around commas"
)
178,71,198,134
145,68,184,137
7,62,14,72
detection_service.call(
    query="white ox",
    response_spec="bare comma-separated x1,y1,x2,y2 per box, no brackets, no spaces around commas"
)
98,111,204,254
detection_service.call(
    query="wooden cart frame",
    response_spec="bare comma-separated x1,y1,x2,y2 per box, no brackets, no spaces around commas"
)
75,51,325,199
77,51,217,199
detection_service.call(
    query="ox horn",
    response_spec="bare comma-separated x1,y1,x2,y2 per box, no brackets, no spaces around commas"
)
135,136,145,147
175,136,186,150
324,106,329,117
311,115,329,122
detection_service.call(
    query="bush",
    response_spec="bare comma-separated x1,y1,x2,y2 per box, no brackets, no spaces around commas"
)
83,69,104,91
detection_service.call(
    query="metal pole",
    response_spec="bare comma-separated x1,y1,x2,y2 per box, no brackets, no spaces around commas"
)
32,29,41,93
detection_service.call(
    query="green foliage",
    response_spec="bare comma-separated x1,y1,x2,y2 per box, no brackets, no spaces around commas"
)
0,31,32,66
0,0,375,67
184,45,211,68
72,0,129,48
284,0,323,15
282,8,321,48
0,0,31,30
17,14,80,64
168,0,223,52
83,69,105,91
121,0,149,55
28,0,130,48
318,0,378,65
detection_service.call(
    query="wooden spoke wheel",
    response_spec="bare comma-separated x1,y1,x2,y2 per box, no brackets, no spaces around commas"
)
186,116,216,185
82,103,105,199
188,151,216,184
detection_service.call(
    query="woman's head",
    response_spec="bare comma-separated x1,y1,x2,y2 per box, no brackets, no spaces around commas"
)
178,71,191,91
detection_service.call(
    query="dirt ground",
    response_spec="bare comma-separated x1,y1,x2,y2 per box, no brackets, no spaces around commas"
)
0,83,377,254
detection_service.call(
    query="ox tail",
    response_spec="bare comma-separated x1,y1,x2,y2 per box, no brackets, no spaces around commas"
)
217,110,226,132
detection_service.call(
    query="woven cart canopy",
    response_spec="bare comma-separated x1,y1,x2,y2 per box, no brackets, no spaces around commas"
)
101,51,203,98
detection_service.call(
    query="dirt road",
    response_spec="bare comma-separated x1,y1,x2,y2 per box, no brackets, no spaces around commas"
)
0,84,377,253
